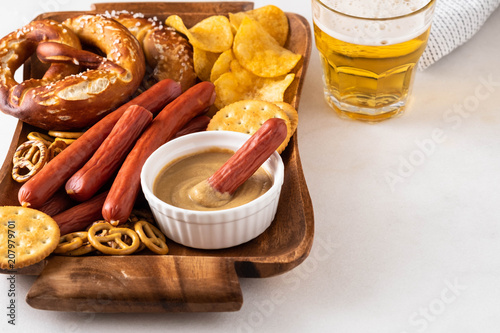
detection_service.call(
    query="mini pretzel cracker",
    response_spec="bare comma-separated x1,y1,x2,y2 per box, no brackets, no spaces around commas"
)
0,206,60,269
27,132,53,147
134,220,169,255
12,140,48,183
53,137,77,145
107,221,145,253
87,222,140,255
207,100,293,153
60,243,95,256
55,231,96,256
48,130,84,139
54,231,87,254
48,140,68,160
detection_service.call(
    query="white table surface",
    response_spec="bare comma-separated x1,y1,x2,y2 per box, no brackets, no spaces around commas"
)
1,1,500,332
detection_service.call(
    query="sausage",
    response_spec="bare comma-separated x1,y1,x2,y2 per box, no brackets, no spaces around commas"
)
208,118,287,194
102,81,216,224
65,105,152,202
37,189,75,217
173,115,210,138
53,191,109,236
18,79,182,208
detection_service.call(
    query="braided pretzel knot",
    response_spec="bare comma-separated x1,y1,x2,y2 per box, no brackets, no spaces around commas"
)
0,15,145,130
106,12,197,92
12,140,48,183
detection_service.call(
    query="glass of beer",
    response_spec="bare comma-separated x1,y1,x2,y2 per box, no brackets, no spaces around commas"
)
312,0,436,122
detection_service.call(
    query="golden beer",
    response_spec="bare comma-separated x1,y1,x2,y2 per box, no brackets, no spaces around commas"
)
312,0,436,121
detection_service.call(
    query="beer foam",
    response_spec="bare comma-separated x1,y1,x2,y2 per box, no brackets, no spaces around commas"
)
326,0,430,19
313,0,434,46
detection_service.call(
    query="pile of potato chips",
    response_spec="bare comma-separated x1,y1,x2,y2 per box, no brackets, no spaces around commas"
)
165,5,302,110
165,5,301,153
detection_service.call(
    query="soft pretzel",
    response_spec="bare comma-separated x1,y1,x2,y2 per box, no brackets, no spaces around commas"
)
0,20,81,128
105,12,197,91
0,15,146,130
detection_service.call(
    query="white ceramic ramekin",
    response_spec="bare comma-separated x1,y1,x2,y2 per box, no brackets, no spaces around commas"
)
140,130,284,249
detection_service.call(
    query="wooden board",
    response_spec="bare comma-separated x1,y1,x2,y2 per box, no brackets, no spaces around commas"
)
0,2,313,312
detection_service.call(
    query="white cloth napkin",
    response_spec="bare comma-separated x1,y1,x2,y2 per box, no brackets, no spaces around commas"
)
419,0,500,69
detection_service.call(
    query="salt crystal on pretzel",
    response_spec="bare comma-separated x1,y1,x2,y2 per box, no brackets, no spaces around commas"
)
106,11,197,91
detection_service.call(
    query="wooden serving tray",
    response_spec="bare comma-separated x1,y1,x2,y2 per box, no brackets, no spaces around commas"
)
0,2,313,312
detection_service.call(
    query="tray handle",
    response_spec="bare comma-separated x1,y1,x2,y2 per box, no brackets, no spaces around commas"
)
26,256,243,312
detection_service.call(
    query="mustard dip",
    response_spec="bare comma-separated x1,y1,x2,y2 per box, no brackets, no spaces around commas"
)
153,148,273,211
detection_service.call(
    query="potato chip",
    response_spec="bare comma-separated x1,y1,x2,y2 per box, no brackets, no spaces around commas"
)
207,100,293,153
164,14,190,36
210,49,234,82
233,16,301,78
193,47,221,82
214,58,295,109
165,14,233,53
229,5,289,46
